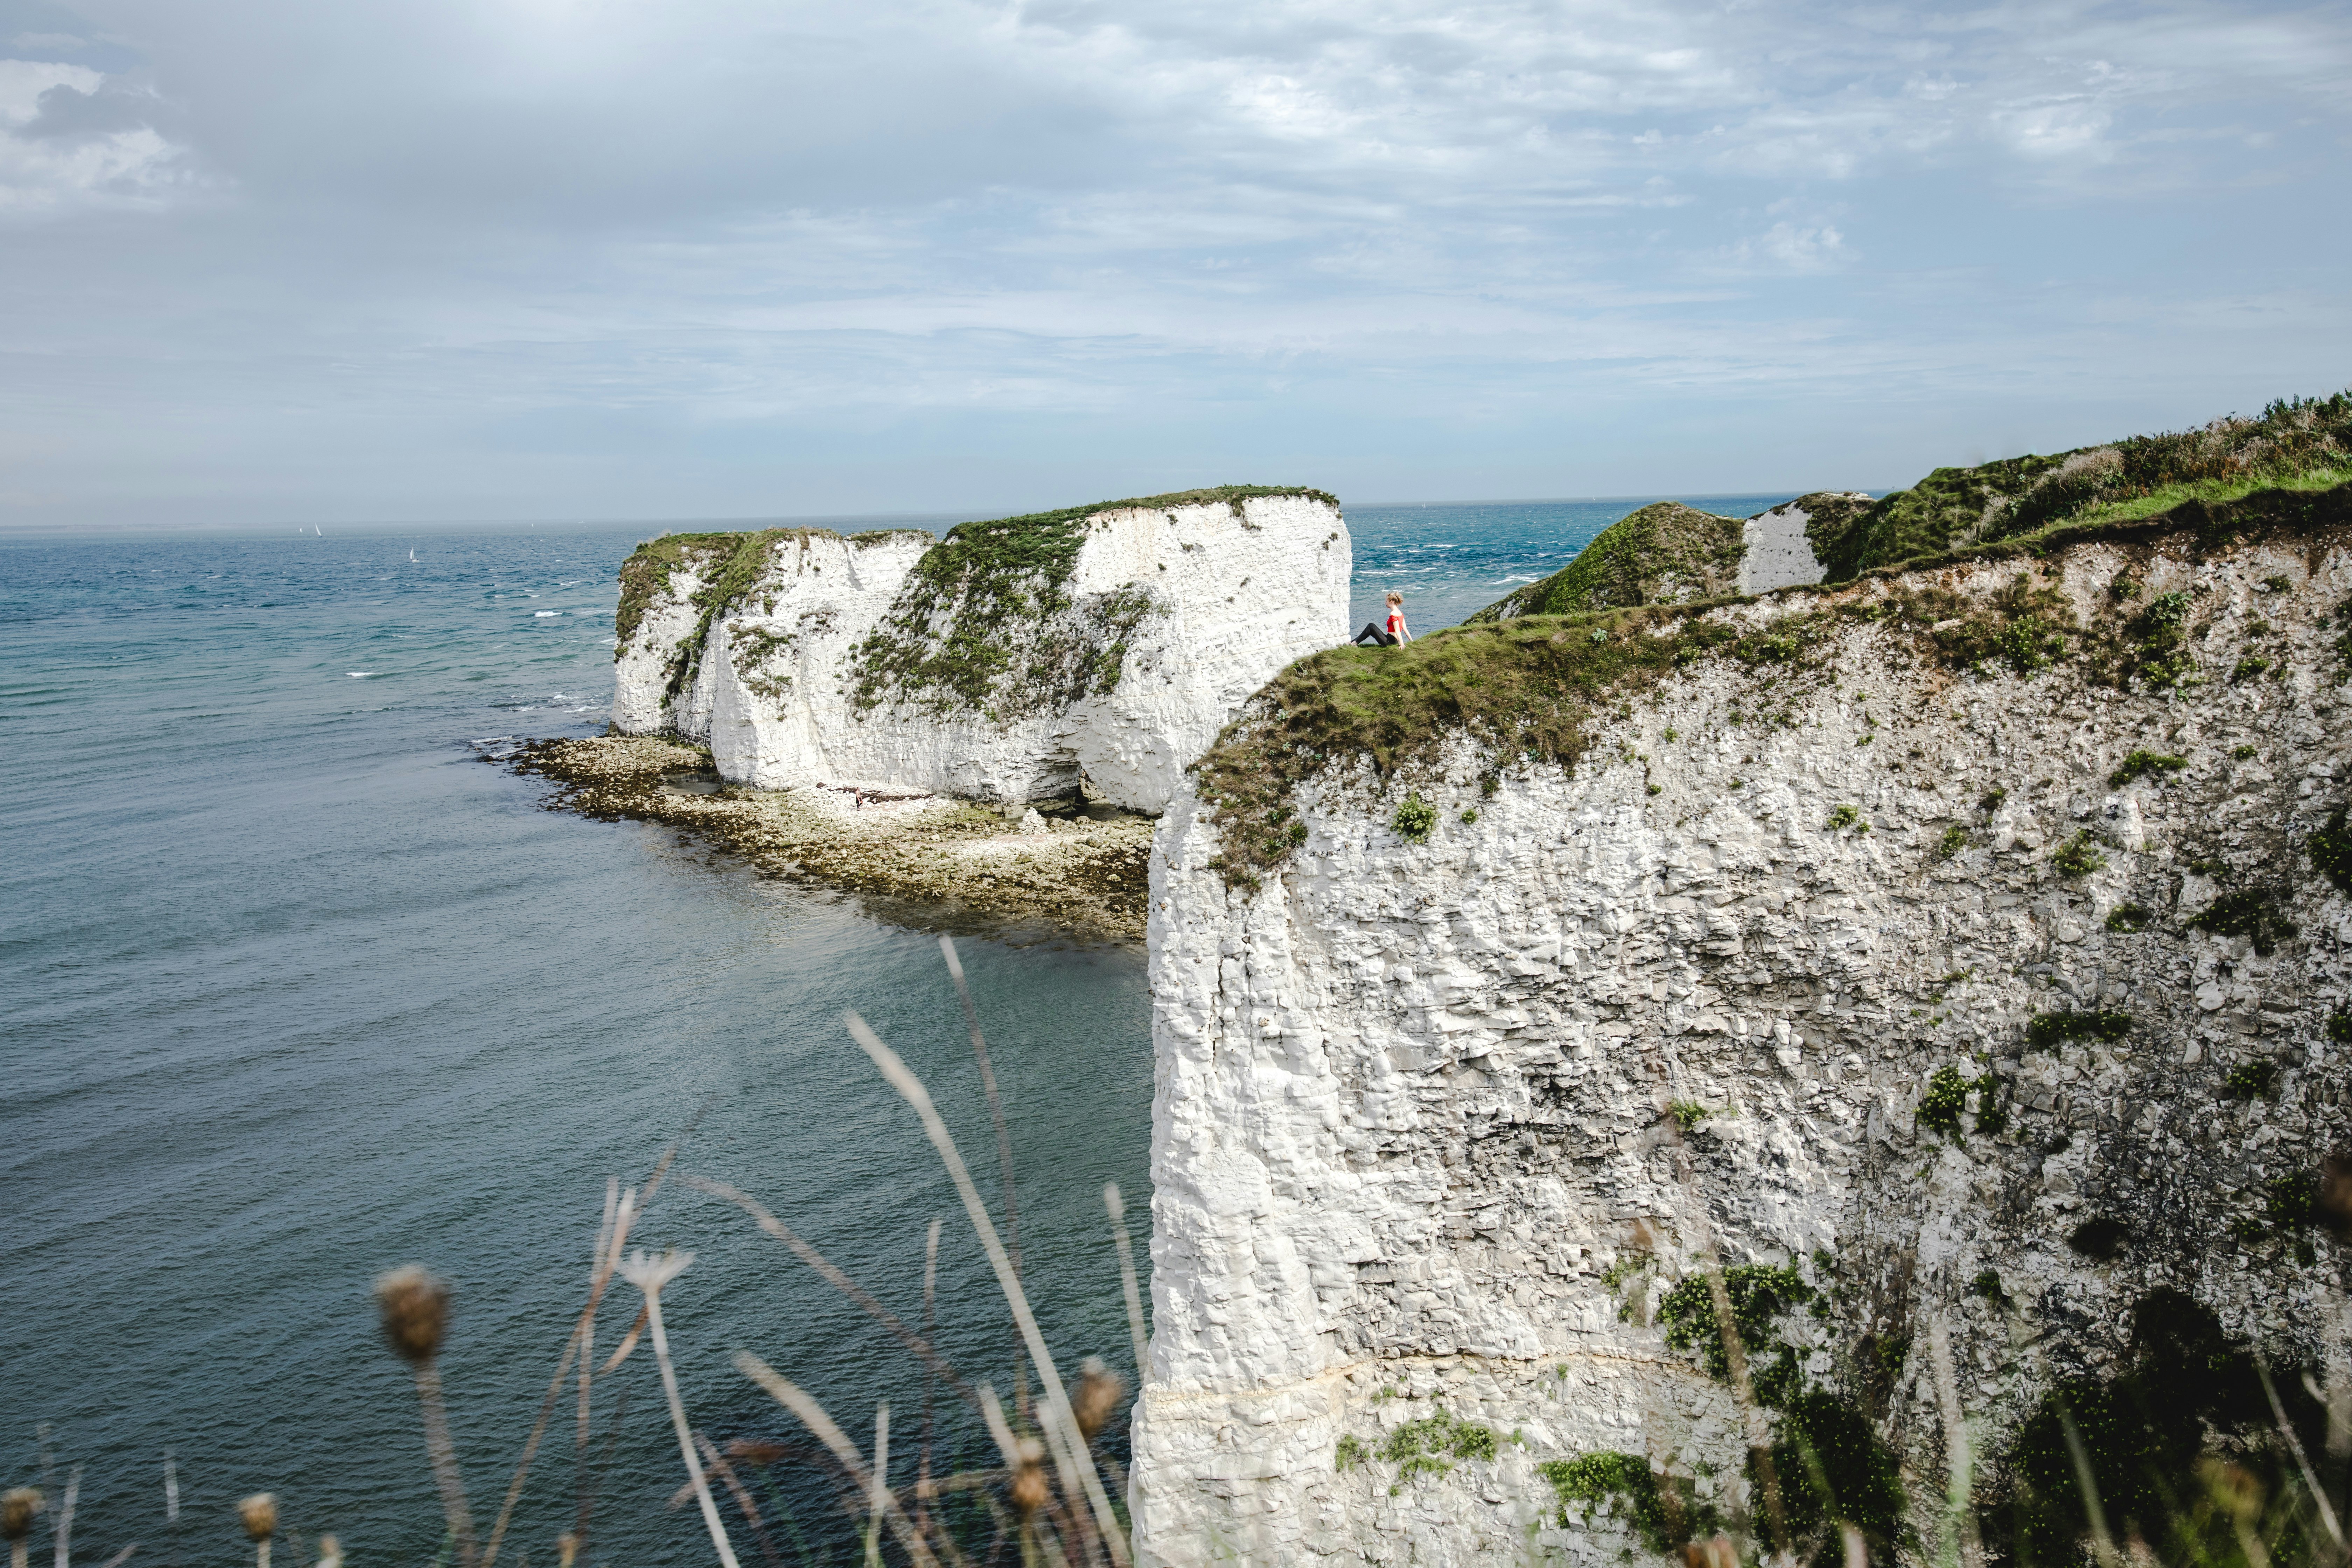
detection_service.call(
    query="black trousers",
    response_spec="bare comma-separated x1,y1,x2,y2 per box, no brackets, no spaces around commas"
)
1353,623,1399,646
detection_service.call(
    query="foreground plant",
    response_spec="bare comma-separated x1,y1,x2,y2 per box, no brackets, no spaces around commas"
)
375,1265,480,1566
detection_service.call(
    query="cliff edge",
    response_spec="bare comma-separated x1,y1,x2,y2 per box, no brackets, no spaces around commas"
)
1134,482,2352,1566
611,487,1350,813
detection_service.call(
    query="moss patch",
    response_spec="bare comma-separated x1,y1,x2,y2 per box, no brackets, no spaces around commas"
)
845,486,1326,722
1540,1452,1718,1553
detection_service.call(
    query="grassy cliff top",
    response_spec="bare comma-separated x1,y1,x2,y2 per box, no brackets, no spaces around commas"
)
1192,477,2352,889
612,486,1338,656
1470,502,1745,621
1817,389,2352,579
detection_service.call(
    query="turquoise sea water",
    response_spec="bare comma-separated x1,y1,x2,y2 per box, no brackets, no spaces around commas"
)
1,494,1808,1564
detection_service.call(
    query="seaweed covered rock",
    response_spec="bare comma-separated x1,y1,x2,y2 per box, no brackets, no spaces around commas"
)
611,487,1348,812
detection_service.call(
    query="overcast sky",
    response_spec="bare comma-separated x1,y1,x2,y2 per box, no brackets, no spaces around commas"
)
2,0,2347,527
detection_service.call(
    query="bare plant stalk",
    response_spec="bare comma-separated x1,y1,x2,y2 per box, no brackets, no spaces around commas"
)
692,1433,782,1568
941,937,1026,1413
94,1548,136,1568
414,1363,481,1565
2054,1402,2121,1568
619,1250,741,1568
1926,1321,1985,1568
732,1354,941,1568
54,1469,78,1568
685,1176,968,1391
920,1217,944,1529
2257,1356,2346,1550
845,1011,1130,1568
1103,1185,1148,1384
864,1406,891,1568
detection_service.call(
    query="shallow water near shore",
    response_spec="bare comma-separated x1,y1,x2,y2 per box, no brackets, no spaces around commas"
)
0,494,1807,1563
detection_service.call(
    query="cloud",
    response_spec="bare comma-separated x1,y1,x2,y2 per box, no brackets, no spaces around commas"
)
0,0,2345,524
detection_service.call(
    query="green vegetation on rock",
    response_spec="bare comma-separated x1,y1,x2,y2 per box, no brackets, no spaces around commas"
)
1821,389,2352,580
845,486,1328,722
1540,1452,1718,1554
1191,479,2352,889
1469,502,1746,620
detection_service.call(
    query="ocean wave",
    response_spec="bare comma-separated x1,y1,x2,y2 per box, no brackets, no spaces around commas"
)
534,610,562,617
347,671,376,678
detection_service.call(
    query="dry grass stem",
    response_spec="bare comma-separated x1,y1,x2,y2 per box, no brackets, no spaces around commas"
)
843,1010,1130,1567
692,1432,782,1568
55,1467,79,1568
2056,1402,2124,1568
314,1538,340,1568
96,1547,137,1568
685,1176,969,1392
2258,1357,2347,1550
376,1268,478,1566
864,1406,890,1568
618,1249,741,1568
732,1353,941,1568
1926,1320,1985,1568
1101,1185,1147,1384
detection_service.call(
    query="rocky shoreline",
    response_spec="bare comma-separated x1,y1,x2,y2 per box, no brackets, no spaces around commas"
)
499,734,1153,941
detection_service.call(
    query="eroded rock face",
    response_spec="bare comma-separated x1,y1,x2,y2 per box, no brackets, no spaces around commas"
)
611,491,1350,812
1737,492,1872,595
1133,523,2352,1566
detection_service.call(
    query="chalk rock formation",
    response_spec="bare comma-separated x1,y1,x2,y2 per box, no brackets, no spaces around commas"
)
1737,492,1872,595
610,489,1349,812
1133,488,2352,1566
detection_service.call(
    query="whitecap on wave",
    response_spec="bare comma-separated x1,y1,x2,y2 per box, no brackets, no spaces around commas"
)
534,610,562,617
348,671,376,678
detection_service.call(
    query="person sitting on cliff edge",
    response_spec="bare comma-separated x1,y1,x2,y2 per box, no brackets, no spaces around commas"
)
1351,590,1411,647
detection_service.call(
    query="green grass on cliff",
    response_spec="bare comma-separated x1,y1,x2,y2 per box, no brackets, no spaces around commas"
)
844,485,1334,720
1812,388,2352,579
1470,501,1745,619
1193,478,2352,888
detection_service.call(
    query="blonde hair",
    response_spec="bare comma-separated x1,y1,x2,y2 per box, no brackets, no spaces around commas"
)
1385,591,1403,605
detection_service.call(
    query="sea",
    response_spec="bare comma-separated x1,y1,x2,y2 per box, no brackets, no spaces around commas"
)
1,493,1797,1566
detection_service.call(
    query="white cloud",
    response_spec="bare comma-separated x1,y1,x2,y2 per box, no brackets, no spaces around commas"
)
0,59,196,214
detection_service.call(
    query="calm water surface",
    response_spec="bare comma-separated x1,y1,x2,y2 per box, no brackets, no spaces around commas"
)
2,494,1825,1563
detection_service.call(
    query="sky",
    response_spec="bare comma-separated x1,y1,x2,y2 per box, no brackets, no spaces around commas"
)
1,0,2348,529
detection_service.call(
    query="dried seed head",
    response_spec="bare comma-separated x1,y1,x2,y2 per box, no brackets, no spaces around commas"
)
2,1490,41,1541
315,1536,342,1568
724,1440,786,1468
1071,1357,1127,1441
239,1494,278,1541
556,1533,579,1568
1008,1443,1049,1518
374,1265,450,1364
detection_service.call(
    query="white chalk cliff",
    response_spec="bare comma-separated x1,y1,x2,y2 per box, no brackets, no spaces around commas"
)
1132,496,2352,1565
611,490,1350,813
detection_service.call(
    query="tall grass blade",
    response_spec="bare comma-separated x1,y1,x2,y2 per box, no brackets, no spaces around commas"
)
2054,1402,2122,1568
1102,1185,1147,1383
843,1011,1130,1568
864,1407,890,1568
1926,1321,1984,1568
2258,1357,2346,1549
685,1176,968,1392
621,1251,741,1568
54,1468,77,1568
693,1432,782,1568
732,1354,941,1568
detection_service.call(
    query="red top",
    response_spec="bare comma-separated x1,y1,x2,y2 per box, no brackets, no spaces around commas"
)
1386,610,1403,636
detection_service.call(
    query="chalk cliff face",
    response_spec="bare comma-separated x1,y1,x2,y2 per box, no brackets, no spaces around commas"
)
1133,494,2352,1566
611,490,1350,812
